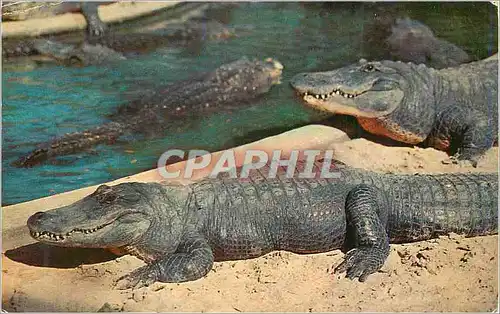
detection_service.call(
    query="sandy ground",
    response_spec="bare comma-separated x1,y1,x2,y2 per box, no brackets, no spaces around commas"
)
2,125,498,312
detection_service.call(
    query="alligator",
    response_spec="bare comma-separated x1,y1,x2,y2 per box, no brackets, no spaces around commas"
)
290,57,498,166
25,19,235,66
3,1,237,63
363,15,471,69
3,18,236,65
27,160,498,289
14,57,283,167
385,18,471,69
29,39,126,66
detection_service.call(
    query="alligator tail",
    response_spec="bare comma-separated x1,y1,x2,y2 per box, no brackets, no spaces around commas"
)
13,122,125,168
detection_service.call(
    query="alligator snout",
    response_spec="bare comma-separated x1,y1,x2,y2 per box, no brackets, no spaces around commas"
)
27,211,46,227
290,72,333,95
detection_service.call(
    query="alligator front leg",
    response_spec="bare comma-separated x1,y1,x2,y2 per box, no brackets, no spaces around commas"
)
334,184,390,282
81,2,108,40
430,106,497,167
114,235,214,289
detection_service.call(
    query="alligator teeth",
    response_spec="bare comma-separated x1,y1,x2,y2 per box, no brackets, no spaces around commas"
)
31,225,107,240
31,230,65,241
302,90,357,100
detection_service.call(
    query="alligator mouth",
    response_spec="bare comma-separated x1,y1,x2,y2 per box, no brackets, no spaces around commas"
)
29,221,112,242
295,84,401,118
298,88,365,100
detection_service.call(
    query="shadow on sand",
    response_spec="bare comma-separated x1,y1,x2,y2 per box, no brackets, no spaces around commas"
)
5,242,117,268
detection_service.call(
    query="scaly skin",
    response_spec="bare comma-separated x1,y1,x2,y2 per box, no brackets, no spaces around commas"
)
27,161,498,289
14,57,283,167
290,57,498,166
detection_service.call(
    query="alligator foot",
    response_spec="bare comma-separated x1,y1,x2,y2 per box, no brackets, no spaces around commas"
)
334,184,391,282
80,3,108,40
87,17,108,39
114,265,158,290
334,247,387,282
444,154,479,168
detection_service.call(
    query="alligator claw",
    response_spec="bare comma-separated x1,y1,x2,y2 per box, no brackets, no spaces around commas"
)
448,153,479,168
334,247,385,282
87,18,108,40
114,266,158,290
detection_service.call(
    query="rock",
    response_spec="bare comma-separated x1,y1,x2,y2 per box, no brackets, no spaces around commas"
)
97,302,122,312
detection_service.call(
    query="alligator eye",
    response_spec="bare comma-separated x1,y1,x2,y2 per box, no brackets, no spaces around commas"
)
363,64,375,72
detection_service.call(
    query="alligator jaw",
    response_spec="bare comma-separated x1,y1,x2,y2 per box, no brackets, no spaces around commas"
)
295,85,403,118
29,220,114,244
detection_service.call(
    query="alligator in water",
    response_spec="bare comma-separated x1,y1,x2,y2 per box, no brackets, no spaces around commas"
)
384,18,471,69
14,57,283,167
3,2,237,63
363,15,471,69
25,19,236,66
4,18,237,65
290,56,498,166
27,160,498,289
303,3,473,69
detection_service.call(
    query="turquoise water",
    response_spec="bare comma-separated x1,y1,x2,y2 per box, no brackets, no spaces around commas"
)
2,2,497,205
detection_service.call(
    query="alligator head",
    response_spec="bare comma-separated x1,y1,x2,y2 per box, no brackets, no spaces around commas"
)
27,182,190,249
290,59,439,144
32,39,126,66
211,57,284,94
290,59,409,118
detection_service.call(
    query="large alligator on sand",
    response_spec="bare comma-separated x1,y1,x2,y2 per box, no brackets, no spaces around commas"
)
291,57,498,166
14,57,283,167
27,161,498,289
